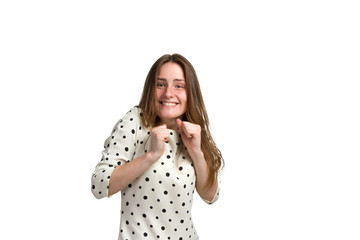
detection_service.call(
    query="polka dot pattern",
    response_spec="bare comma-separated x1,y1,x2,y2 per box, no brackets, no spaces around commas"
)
91,106,219,239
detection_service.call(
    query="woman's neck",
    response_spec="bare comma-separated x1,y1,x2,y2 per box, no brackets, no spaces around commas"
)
160,118,178,130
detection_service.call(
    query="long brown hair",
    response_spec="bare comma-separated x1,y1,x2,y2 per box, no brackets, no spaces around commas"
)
139,53,224,188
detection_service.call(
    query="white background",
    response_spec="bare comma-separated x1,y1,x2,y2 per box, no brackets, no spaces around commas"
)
1,0,359,239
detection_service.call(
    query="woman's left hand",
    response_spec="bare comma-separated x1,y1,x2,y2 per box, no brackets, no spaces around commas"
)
176,119,202,154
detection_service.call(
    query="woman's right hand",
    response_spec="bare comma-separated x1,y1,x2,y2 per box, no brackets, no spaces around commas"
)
148,124,170,161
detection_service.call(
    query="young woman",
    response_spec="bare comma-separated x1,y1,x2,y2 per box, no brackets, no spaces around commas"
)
91,54,224,240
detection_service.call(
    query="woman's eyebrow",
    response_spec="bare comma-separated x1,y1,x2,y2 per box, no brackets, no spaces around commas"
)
157,78,185,82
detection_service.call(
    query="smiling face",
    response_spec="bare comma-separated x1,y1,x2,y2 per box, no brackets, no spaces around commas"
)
156,62,187,129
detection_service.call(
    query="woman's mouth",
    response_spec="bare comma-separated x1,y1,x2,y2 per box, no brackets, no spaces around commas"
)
160,101,178,106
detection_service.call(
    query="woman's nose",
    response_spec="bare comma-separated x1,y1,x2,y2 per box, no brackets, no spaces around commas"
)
164,86,174,98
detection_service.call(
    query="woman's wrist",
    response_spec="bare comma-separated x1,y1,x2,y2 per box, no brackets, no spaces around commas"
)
188,148,204,161
145,151,161,163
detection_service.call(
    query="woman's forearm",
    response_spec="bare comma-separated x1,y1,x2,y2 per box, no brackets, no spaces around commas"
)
108,152,158,196
189,150,218,202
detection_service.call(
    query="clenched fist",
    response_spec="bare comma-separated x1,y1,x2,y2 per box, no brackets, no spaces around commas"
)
176,119,202,154
148,124,170,160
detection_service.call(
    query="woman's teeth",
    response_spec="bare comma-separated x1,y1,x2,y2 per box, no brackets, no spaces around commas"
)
161,102,177,106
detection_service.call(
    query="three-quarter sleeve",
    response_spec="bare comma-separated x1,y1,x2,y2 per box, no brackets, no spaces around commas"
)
201,186,220,204
91,107,141,199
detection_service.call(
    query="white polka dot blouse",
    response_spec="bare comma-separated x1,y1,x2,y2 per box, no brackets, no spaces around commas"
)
91,106,219,240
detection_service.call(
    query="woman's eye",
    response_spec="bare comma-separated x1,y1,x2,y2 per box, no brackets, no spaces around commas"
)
175,84,184,89
157,83,165,87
